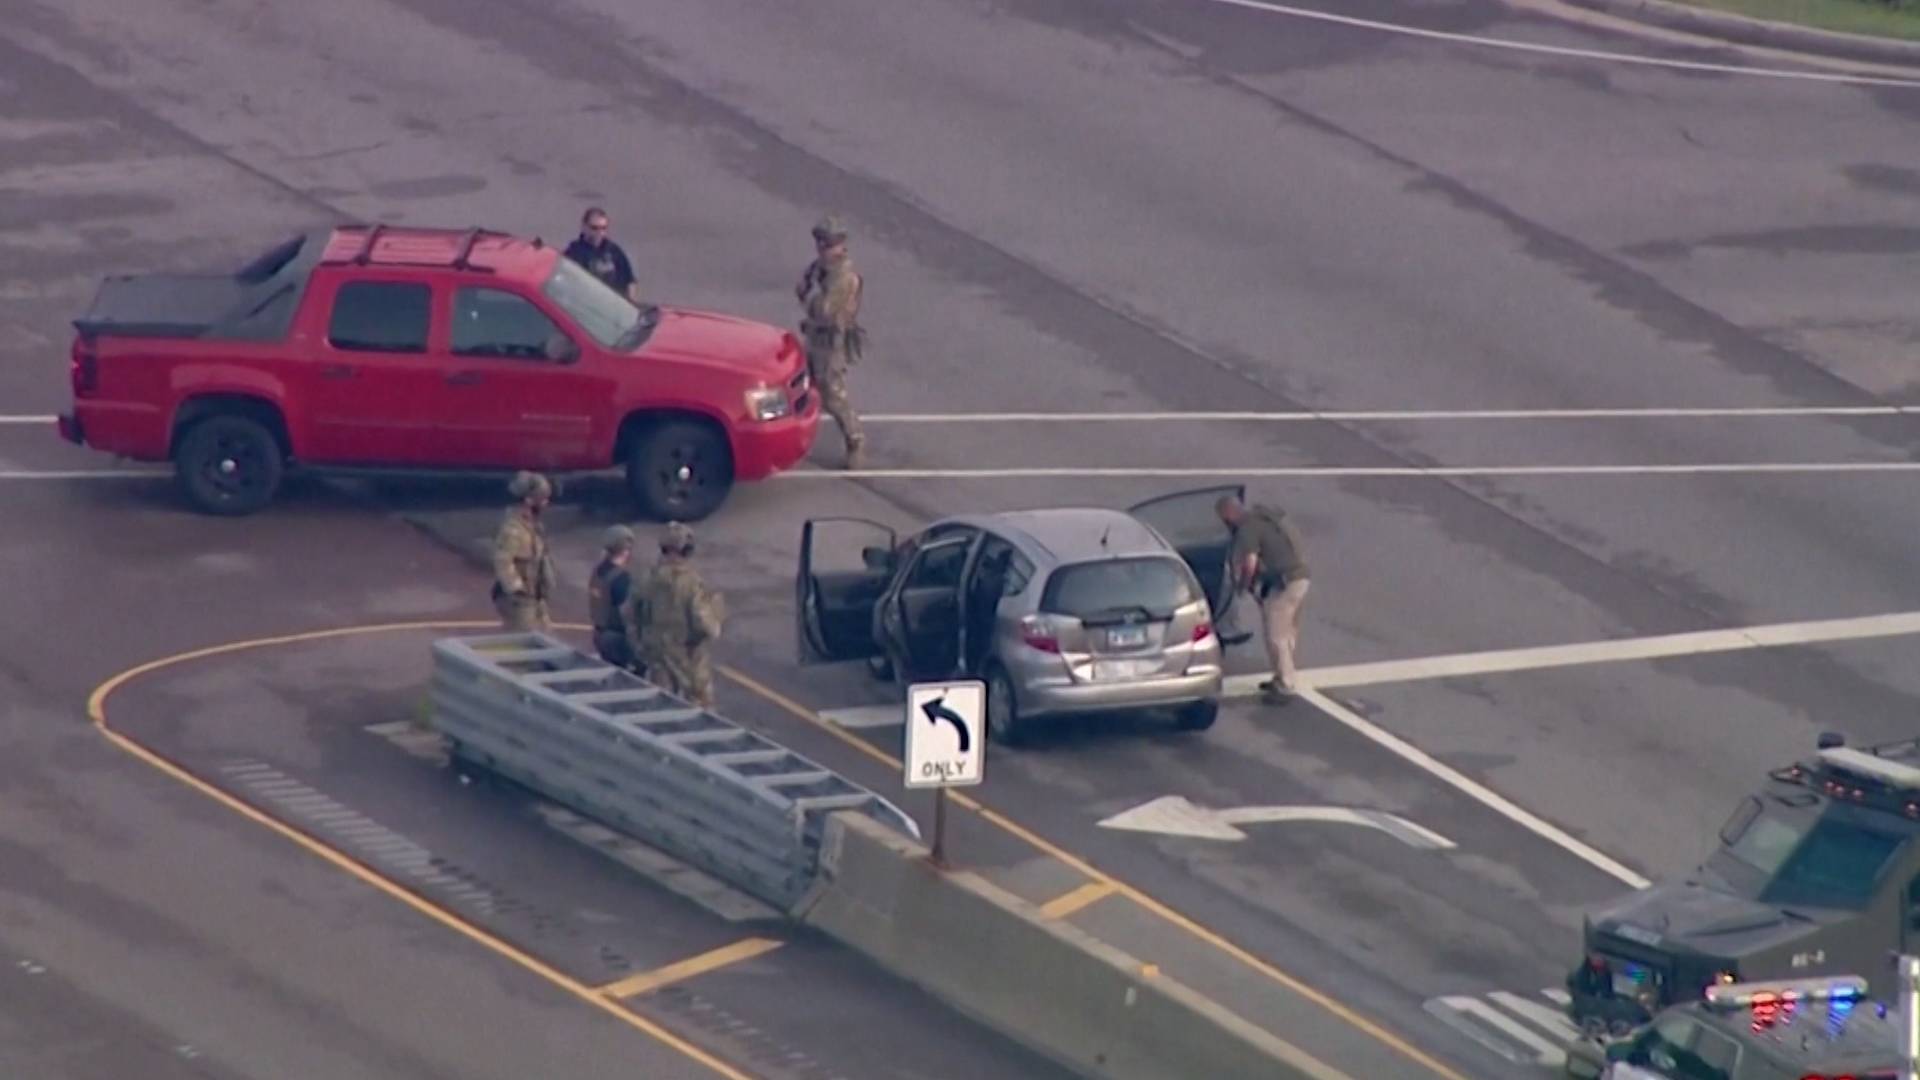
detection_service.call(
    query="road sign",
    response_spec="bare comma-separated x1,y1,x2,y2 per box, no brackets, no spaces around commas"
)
904,680,985,789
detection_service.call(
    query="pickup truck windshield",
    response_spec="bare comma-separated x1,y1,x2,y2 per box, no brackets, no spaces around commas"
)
542,257,653,349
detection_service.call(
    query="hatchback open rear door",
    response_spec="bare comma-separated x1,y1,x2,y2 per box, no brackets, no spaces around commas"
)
796,517,898,663
1127,484,1244,630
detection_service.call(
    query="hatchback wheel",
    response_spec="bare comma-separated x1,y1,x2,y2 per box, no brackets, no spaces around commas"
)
986,666,1025,747
174,414,284,516
627,420,733,521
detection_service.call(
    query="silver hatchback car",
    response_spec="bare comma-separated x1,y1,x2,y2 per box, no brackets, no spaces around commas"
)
795,485,1245,744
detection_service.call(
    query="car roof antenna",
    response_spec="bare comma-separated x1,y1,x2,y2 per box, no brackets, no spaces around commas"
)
1099,525,1110,549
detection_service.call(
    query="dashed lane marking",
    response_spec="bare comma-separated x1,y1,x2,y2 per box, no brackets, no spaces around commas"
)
1196,0,1920,89
597,938,787,1000
1037,881,1122,919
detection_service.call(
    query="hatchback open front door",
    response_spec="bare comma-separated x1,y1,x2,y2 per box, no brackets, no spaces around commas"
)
797,517,898,663
1127,484,1245,629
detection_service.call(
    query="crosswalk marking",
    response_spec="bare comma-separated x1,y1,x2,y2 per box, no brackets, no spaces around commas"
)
1423,987,1578,1068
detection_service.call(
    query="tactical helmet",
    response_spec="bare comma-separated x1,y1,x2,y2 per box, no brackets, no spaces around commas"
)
508,471,552,500
602,525,635,552
811,213,849,245
660,521,694,553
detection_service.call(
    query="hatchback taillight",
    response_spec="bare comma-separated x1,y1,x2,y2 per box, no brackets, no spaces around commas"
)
1192,622,1212,643
1019,616,1060,654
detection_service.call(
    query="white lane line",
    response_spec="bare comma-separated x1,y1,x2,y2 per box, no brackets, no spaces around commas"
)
0,469,164,480
11,408,1919,428
780,463,1920,479
1226,610,1920,694
14,462,1920,483
1298,686,1651,889
1196,0,1920,89
858,406,1920,422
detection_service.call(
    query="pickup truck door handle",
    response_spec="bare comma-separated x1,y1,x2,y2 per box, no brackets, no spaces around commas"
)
446,370,484,386
319,364,353,380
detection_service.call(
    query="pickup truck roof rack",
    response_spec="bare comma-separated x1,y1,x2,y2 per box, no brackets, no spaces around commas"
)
329,225,510,274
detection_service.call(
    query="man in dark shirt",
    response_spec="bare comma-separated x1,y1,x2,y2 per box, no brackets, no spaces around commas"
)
1217,495,1311,704
563,206,639,302
588,525,643,675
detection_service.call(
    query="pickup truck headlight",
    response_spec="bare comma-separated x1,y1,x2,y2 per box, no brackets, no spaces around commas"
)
745,386,791,422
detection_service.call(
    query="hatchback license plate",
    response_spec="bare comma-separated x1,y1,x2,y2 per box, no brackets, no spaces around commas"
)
1108,626,1147,648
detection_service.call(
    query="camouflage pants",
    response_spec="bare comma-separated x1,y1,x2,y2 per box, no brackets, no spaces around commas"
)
807,348,862,453
494,592,550,632
644,643,714,709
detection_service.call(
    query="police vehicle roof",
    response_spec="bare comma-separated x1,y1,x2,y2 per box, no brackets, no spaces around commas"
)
1695,981,1903,1074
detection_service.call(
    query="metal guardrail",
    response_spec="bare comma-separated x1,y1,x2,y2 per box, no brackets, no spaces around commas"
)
429,632,920,911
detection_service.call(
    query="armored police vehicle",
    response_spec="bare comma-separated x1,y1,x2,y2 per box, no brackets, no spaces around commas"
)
1564,975,1905,1080
1567,735,1920,1033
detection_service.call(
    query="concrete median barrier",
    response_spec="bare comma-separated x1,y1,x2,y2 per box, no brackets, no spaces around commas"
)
792,811,1352,1080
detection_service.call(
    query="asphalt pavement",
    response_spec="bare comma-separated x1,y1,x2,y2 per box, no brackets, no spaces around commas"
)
4,0,1920,1076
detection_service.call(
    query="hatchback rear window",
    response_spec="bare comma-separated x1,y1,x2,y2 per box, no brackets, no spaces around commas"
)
1040,557,1198,620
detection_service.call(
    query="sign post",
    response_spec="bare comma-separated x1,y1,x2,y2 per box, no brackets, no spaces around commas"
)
1900,953,1919,1080
903,680,986,868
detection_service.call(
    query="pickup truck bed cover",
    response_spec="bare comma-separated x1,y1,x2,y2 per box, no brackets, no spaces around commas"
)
72,230,326,341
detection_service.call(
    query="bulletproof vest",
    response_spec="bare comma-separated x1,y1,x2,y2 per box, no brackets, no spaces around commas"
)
588,560,624,631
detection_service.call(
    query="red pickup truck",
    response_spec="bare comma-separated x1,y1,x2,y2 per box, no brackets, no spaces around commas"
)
58,224,819,519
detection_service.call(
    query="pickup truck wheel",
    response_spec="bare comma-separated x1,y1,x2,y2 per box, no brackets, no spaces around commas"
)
626,420,732,522
174,414,283,516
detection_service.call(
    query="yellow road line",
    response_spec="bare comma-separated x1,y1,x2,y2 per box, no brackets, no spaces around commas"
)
717,664,1473,1080
86,620,753,1080
1037,880,1120,919
599,938,786,999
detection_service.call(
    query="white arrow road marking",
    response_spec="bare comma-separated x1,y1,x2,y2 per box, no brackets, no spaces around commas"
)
1097,795,1456,848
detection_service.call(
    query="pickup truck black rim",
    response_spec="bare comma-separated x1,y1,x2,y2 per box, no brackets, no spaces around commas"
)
654,438,710,510
201,432,270,501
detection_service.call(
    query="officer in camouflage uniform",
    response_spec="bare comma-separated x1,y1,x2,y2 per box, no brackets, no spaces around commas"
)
587,524,642,673
624,522,725,708
492,471,559,631
795,213,867,469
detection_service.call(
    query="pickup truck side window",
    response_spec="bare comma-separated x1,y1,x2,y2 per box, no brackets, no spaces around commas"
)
453,287,569,361
328,281,430,354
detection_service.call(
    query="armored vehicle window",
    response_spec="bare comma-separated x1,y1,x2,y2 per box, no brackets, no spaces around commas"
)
1759,817,1907,909
1908,872,1919,931
1720,801,1805,876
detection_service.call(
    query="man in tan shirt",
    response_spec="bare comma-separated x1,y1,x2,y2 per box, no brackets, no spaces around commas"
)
1216,495,1311,703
